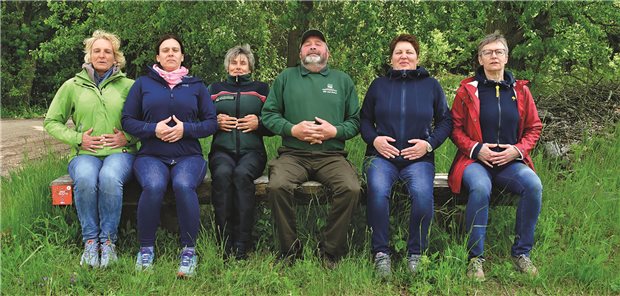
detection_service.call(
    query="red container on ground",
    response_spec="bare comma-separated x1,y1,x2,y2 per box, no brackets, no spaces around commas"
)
51,184,73,205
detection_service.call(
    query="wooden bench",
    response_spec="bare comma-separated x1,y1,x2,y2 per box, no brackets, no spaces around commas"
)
49,173,516,207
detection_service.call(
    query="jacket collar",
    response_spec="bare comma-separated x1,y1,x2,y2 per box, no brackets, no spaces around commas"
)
226,73,253,85
386,67,429,80
147,66,201,85
474,66,515,88
76,66,124,87
300,64,330,76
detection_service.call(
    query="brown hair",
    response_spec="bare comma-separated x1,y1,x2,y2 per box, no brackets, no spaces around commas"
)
155,33,185,55
389,34,420,56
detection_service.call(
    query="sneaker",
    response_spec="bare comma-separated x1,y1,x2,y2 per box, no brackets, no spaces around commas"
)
80,239,100,268
467,257,485,281
100,241,118,268
135,247,154,271
177,248,198,278
407,254,422,274
374,252,391,278
512,254,538,276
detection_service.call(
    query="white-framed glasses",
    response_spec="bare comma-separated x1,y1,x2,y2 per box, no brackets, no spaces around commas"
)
480,49,507,57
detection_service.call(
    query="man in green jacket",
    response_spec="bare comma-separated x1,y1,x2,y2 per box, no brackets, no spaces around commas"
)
262,29,361,266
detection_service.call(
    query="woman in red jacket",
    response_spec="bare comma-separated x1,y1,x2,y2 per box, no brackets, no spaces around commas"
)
448,32,543,281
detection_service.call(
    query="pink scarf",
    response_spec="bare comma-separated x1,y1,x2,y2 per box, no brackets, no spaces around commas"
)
153,64,189,88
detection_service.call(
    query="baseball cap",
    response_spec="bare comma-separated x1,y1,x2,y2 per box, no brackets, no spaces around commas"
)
300,29,326,47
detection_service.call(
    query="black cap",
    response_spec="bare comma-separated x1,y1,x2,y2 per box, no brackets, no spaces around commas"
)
300,29,326,47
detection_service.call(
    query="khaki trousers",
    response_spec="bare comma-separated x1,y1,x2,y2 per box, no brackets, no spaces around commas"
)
267,147,360,259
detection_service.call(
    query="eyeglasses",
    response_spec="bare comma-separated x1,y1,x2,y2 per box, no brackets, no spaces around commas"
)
480,49,507,57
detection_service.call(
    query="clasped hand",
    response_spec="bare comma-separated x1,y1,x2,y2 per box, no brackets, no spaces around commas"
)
217,114,258,133
80,127,127,152
476,143,520,167
155,115,184,143
373,136,430,160
291,117,337,145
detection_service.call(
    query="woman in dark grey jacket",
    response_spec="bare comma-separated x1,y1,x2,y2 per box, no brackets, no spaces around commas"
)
208,45,271,260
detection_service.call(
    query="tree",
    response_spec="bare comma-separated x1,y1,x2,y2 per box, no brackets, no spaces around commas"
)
0,1,616,114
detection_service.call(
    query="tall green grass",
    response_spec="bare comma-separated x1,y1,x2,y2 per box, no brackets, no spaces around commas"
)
1,124,618,294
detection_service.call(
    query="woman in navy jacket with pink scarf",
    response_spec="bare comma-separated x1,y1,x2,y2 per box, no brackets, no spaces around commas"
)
449,32,543,281
361,34,452,278
122,34,216,278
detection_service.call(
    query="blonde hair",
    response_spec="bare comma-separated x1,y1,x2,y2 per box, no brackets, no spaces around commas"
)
83,30,126,69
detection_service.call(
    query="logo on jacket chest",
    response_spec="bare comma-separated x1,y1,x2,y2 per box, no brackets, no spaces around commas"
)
322,83,338,95
214,95,236,102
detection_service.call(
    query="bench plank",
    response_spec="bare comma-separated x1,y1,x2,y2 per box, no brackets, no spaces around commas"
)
49,173,515,207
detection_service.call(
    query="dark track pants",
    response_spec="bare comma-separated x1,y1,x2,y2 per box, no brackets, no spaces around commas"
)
209,149,266,254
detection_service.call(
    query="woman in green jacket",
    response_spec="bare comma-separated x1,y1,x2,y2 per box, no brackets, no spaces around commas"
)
44,30,136,268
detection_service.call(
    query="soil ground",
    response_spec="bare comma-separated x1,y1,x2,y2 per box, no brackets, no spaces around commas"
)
0,118,70,177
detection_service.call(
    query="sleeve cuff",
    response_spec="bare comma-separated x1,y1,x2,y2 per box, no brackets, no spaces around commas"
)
512,145,524,160
75,133,83,146
335,126,344,139
146,122,158,137
470,142,481,159
283,122,294,137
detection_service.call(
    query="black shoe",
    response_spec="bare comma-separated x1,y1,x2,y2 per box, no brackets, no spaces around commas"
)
234,250,248,261
275,253,299,267
322,255,338,270
316,246,339,270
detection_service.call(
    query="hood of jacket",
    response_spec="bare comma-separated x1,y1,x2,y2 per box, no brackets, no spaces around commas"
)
75,66,126,88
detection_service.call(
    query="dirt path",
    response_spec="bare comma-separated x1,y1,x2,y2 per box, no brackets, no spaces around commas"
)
0,118,70,177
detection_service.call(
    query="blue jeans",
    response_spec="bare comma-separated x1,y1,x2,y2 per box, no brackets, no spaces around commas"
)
365,157,435,255
68,153,135,243
462,162,542,258
133,155,207,248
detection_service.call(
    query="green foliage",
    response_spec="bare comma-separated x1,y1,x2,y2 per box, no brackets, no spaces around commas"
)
2,1,619,117
1,2,55,112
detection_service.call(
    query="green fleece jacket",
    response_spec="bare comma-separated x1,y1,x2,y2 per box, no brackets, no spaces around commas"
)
44,68,136,160
262,65,360,151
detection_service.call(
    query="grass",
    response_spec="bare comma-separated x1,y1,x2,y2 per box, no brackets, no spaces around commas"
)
1,123,619,295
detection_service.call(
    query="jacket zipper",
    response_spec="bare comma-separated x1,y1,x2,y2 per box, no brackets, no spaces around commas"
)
400,72,407,153
169,83,177,165
496,84,501,147
235,87,241,155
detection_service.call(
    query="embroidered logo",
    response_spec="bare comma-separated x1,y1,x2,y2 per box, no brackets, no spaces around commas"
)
512,96,516,101
214,95,235,102
322,83,337,95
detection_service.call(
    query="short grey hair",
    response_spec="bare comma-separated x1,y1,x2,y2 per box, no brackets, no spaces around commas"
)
224,44,255,72
477,31,509,56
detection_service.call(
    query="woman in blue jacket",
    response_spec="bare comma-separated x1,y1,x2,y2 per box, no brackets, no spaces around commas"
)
122,34,217,278
360,34,452,278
